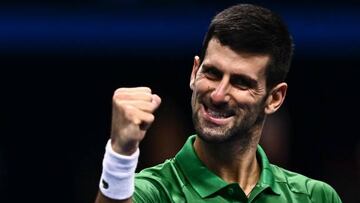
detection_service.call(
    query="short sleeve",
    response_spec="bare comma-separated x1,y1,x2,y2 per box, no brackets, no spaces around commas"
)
133,177,170,203
309,180,342,203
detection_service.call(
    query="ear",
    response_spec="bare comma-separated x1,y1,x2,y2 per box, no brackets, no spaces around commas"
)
264,82,288,114
190,56,201,90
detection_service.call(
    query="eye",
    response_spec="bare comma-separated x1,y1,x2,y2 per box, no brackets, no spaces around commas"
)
201,66,222,80
231,77,253,90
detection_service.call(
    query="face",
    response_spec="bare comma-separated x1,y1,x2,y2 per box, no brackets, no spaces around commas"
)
190,38,271,143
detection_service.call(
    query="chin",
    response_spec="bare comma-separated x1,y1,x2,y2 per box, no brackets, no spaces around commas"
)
196,126,236,144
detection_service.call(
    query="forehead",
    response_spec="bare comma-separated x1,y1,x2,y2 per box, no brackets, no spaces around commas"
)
203,38,270,79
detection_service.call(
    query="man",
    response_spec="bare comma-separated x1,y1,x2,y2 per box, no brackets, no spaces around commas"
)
95,4,342,203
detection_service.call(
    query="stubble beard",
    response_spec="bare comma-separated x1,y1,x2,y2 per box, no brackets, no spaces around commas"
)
191,92,266,148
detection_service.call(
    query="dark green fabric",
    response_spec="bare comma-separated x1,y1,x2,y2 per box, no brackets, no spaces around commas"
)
133,135,342,203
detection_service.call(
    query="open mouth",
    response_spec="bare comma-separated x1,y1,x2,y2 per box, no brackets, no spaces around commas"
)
201,103,235,125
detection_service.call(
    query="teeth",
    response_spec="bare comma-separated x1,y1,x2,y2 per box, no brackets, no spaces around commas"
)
207,108,231,118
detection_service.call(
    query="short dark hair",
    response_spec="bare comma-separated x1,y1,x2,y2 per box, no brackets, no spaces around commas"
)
200,4,294,89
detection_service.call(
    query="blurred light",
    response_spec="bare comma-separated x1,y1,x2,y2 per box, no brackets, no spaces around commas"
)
0,6,359,57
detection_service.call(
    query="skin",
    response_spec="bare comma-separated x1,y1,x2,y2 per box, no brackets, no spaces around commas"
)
190,38,287,195
96,87,161,203
95,38,287,203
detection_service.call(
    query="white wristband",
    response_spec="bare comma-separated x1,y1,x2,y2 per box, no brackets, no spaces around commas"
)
99,139,139,200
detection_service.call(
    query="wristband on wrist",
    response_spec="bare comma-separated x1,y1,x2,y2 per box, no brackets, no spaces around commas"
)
99,139,139,200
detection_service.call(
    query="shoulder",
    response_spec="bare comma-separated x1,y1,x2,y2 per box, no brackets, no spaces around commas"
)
270,164,342,203
135,158,180,183
133,159,181,203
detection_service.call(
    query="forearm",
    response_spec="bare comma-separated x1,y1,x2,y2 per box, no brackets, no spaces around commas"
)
96,140,138,202
95,191,132,203
95,87,161,203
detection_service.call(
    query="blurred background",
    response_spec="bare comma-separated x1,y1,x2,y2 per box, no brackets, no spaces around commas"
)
1,0,359,202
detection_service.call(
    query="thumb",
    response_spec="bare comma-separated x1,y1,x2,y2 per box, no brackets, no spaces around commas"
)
151,94,162,110
139,94,161,131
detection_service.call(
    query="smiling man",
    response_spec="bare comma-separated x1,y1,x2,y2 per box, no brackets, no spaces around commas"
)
95,4,342,203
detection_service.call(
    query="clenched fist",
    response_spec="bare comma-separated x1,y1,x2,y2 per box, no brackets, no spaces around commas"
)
110,87,161,156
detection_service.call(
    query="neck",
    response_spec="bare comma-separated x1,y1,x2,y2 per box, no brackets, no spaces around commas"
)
194,126,263,196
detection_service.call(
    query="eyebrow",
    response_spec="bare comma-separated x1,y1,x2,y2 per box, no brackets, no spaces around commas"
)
202,64,259,87
231,74,258,88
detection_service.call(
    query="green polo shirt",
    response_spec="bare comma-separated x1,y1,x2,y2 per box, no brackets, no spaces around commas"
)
133,135,342,203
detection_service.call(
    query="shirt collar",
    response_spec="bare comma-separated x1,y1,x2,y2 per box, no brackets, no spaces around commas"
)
256,145,281,195
175,135,280,198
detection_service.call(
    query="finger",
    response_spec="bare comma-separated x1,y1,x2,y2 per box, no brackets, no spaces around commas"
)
151,94,162,110
124,105,155,126
115,87,152,94
139,94,161,130
119,104,154,123
117,100,158,113
114,91,153,102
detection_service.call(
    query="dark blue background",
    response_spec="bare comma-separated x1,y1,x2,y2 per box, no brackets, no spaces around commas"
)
1,1,359,202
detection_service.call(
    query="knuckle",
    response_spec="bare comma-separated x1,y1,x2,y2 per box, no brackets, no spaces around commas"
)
147,114,155,123
133,118,142,125
113,99,125,109
114,87,126,95
143,93,153,102
113,91,127,100
143,87,152,93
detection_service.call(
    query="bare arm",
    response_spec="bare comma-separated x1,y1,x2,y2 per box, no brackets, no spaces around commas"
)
95,192,132,203
95,87,161,203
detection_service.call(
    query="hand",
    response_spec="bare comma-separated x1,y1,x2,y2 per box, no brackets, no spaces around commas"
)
110,87,161,155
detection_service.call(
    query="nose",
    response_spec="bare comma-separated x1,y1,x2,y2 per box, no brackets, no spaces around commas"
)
210,77,231,104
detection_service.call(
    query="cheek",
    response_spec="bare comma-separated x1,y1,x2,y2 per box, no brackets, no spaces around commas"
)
194,76,212,92
231,91,265,108
191,81,208,107
231,90,251,102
